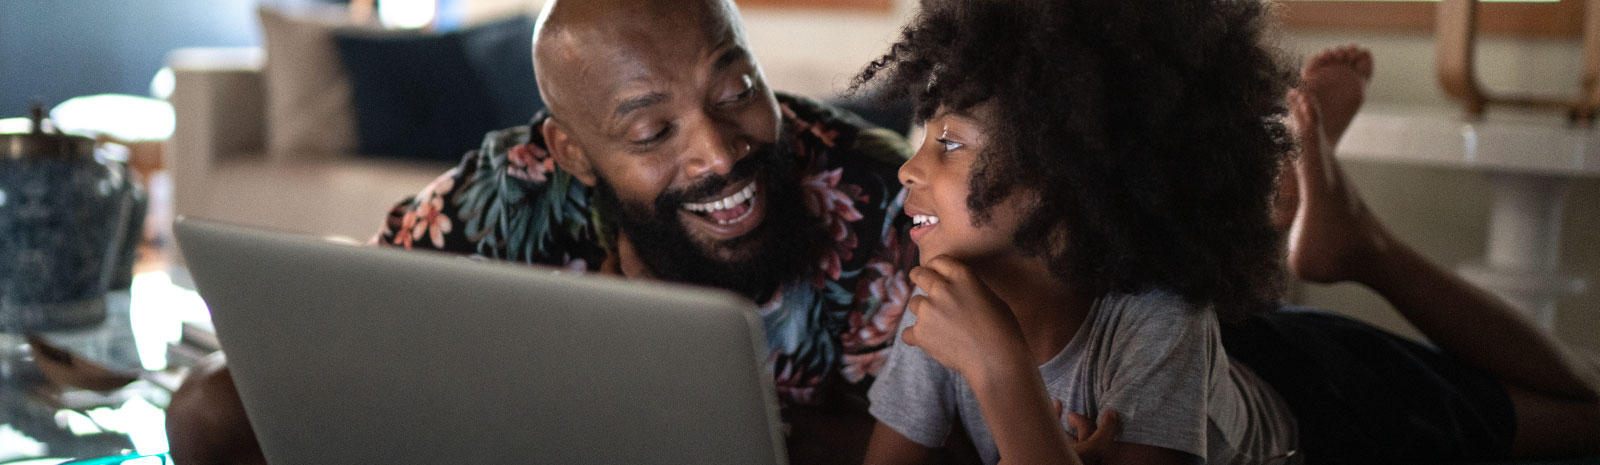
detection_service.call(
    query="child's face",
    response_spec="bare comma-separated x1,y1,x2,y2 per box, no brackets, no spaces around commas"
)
899,106,1028,266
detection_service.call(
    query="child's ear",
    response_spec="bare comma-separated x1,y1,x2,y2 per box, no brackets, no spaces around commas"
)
542,117,596,187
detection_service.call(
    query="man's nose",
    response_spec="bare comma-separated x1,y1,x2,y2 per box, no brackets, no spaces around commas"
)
682,119,747,179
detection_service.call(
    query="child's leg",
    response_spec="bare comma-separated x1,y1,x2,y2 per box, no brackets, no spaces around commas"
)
1283,49,1600,456
1272,47,1370,230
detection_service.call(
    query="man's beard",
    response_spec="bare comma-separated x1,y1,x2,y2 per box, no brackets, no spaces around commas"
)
592,133,820,301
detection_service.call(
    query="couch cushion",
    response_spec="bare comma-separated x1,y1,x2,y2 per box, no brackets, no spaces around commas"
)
332,16,541,162
257,5,364,159
457,15,542,131
333,28,492,161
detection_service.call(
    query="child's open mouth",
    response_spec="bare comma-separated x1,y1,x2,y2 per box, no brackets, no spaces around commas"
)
908,213,940,243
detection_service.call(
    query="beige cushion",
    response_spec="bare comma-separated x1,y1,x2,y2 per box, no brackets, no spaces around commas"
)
257,5,361,158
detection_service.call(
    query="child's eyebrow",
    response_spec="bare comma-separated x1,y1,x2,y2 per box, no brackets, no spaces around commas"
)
930,108,976,121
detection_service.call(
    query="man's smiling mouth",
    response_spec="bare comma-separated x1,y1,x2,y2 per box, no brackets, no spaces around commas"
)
682,180,759,226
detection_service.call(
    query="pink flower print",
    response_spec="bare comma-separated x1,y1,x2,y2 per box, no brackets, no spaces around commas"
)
757,288,786,318
802,168,865,240
802,168,865,288
769,352,821,406
411,195,453,248
842,260,909,353
840,351,887,384
808,122,839,148
507,143,556,183
391,173,455,249
814,250,843,287
391,213,417,249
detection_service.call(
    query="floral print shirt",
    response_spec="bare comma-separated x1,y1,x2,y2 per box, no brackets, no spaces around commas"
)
376,93,917,408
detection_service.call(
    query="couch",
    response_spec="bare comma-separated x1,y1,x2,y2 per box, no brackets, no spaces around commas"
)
165,46,454,247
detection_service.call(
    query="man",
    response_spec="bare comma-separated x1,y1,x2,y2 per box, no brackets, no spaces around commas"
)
170,0,919,463
376,0,916,409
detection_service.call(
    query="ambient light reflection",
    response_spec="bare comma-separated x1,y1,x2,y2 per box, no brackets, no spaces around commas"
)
379,0,437,29
128,271,210,372
52,396,170,456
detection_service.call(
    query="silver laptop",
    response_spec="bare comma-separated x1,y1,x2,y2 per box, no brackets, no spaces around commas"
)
174,217,788,465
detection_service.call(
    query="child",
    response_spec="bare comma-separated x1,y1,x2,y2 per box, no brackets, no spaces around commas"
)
853,0,1600,464
854,0,1299,463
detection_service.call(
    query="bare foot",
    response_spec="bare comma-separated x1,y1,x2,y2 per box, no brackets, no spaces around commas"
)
1283,90,1390,284
1273,47,1372,232
1299,45,1372,146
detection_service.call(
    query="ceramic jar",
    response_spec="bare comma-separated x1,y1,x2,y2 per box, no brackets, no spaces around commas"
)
1,104,141,332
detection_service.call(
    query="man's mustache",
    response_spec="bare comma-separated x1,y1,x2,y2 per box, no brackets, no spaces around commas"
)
657,142,781,208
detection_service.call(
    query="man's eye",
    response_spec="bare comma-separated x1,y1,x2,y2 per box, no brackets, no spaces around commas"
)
721,75,755,104
634,125,673,146
937,138,963,152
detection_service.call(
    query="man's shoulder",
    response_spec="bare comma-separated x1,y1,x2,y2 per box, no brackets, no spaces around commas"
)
374,110,603,267
777,91,912,171
482,113,548,153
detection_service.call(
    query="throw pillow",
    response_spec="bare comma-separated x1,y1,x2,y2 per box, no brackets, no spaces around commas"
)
333,28,494,161
257,5,363,159
457,15,543,131
331,15,543,161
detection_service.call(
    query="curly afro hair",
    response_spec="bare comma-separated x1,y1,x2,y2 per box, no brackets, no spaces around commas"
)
853,0,1295,319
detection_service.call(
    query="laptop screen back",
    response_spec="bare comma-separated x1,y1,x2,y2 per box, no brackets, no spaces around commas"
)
175,218,787,465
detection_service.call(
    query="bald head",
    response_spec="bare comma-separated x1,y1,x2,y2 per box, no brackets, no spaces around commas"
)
532,0,749,120
525,0,787,289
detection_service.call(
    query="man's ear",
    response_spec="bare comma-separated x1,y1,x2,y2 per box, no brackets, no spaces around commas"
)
542,117,597,186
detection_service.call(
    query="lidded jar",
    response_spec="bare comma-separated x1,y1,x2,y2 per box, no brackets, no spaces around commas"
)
1,103,136,332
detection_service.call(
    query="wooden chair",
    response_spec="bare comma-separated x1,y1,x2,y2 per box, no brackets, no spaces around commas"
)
1435,0,1600,123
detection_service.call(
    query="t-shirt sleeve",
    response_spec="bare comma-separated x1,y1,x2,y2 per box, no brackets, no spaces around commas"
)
866,311,957,448
1093,293,1221,459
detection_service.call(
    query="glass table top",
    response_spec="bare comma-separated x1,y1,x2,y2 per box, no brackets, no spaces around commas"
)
1,270,212,464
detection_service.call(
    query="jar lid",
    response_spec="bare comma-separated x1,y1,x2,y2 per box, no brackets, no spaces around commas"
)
1,103,95,160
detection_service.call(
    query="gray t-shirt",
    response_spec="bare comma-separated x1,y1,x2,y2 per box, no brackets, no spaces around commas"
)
868,290,1299,465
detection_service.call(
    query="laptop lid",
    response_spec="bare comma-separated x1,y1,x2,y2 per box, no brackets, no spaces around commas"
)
174,217,787,465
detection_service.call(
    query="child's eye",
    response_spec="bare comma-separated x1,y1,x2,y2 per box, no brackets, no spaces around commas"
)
937,138,964,152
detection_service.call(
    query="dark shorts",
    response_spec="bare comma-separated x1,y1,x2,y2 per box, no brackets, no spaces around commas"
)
1221,306,1517,464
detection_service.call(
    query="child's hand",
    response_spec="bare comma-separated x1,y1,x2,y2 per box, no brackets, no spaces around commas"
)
903,255,1031,380
1067,408,1121,465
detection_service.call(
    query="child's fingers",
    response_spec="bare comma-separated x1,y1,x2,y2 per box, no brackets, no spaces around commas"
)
1067,412,1094,441
907,294,927,317
1088,409,1121,442
1052,399,1064,419
901,294,929,347
920,255,972,283
907,266,948,297
900,323,919,347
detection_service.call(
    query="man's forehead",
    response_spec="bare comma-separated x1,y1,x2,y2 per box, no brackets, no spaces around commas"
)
540,0,742,56
536,0,749,119
552,25,750,125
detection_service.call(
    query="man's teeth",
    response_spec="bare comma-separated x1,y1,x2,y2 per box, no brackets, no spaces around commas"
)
683,182,757,213
912,215,940,227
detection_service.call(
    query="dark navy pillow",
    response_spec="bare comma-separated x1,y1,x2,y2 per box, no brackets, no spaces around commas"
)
458,15,543,130
333,27,494,160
